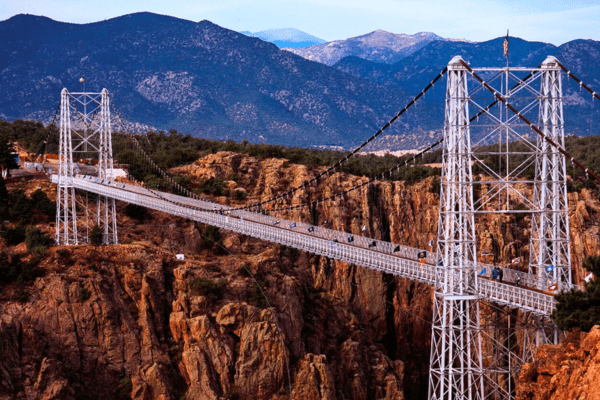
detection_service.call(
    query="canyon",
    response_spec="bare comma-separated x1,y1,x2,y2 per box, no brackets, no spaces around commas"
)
1,151,600,399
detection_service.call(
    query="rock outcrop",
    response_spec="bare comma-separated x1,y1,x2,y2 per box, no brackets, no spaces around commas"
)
516,327,600,400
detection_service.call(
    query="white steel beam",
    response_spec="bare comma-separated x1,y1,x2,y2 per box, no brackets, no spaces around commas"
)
429,56,484,400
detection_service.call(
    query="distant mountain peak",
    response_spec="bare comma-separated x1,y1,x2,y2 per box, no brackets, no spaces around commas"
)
240,28,325,48
285,30,447,66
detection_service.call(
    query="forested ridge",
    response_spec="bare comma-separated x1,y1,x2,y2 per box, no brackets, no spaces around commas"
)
4,119,600,190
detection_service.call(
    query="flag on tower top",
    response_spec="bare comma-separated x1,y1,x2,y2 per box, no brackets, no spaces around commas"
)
503,30,509,57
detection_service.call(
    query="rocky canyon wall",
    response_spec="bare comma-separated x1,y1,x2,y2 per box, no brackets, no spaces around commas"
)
1,151,600,399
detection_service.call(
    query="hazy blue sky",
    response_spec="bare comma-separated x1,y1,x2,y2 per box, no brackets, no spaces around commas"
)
2,0,600,44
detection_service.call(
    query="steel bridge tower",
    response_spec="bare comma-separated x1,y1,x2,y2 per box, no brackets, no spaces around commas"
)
429,55,572,400
56,88,118,245
529,57,571,292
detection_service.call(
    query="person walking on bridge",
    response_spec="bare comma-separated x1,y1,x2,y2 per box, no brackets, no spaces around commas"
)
492,267,499,281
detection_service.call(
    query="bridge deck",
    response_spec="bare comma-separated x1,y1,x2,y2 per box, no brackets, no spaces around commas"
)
54,175,558,316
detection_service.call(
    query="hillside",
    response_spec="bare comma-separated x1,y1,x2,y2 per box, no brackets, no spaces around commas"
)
516,327,600,400
0,13,413,149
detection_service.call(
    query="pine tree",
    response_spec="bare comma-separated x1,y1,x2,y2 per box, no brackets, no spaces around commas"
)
551,256,600,332
0,134,19,173
0,175,8,209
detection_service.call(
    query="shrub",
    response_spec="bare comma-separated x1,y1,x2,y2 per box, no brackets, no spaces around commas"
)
202,225,221,243
17,261,44,284
9,190,33,222
190,277,227,302
143,174,170,191
90,225,103,246
124,203,148,221
248,280,270,309
13,288,29,302
56,248,73,266
30,245,48,258
56,249,71,259
226,173,239,182
233,190,247,200
567,179,584,193
515,202,528,222
30,189,56,218
25,227,52,252
429,176,440,194
1,224,26,245
0,251,10,283
201,225,226,254
0,252,45,285
117,374,133,400
0,176,9,217
281,245,300,260
198,177,228,196
78,287,91,302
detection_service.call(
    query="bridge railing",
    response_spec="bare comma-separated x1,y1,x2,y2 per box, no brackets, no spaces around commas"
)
159,187,582,292
477,261,582,292
77,175,581,292
137,181,437,263
55,176,558,315
71,175,435,264
478,279,555,315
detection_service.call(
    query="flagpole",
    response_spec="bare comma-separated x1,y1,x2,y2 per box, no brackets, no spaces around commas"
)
506,29,509,68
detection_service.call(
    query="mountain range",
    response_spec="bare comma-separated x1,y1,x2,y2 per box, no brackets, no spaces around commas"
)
240,28,325,48
1,12,600,150
0,13,414,148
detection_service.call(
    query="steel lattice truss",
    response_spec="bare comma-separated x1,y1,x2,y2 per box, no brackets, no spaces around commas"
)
429,56,571,400
477,303,557,400
530,63,571,290
55,89,117,245
430,56,485,400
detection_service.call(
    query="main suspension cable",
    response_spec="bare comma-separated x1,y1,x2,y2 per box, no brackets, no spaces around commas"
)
556,60,600,104
228,67,449,212
261,138,444,214
109,98,203,200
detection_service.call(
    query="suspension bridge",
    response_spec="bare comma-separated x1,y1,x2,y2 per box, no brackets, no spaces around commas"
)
45,55,600,400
